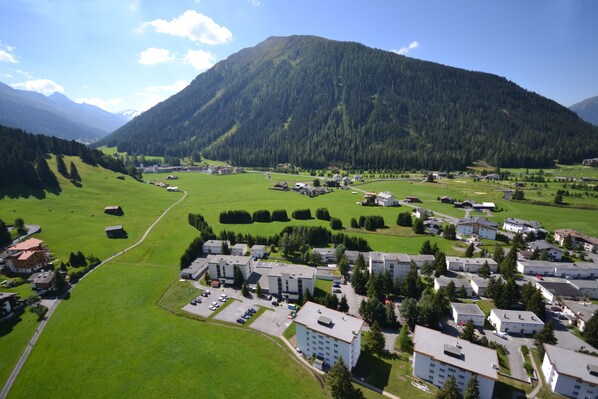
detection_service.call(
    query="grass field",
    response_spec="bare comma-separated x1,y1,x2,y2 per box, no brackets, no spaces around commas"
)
1,161,597,398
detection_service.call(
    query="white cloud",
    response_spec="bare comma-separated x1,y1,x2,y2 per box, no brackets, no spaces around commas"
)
247,0,261,6
75,97,124,112
127,0,140,11
136,80,189,111
183,49,215,71
138,10,232,45
392,41,420,55
138,47,175,65
15,69,33,78
11,79,64,95
0,50,17,63
3,73,13,79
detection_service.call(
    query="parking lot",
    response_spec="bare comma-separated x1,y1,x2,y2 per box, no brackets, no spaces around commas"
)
250,308,293,336
213,298,261,324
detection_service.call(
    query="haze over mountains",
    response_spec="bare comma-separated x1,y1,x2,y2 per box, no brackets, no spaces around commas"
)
0,81,134,142
570,96,598,126
99,35,598,170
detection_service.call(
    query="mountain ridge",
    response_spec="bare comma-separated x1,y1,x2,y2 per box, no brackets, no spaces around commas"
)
100,35,598,169
0,82,130,142
570,96,598,126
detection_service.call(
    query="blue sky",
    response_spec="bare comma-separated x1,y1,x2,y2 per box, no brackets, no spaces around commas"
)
0,0,596,112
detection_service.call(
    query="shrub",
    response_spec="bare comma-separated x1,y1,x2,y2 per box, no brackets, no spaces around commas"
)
315,208,331,221
330,218,343,230
252,209,271,223
219,210,253,224
292,209,312,220
271,209,289,222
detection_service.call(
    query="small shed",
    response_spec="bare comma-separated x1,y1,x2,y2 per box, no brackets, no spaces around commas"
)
105,225,125,238
104,205,123,216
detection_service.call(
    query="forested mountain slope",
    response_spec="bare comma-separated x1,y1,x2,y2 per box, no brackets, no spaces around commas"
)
100,35,598,170
570,96,598,126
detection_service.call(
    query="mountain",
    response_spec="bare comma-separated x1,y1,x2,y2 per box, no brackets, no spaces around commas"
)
100,35,598,170
0,82,130,142
570,96,598,126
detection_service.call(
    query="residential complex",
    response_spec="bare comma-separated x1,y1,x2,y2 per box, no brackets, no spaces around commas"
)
295,302,363,369
517,260,598,279
207,255,254,285
561,300,598,332
554,229,598,252
434,277,473,297
456,217,499,240
542,344,598,398
502,218,541,235
488,309,544,335
413,325,498,399
367,252,434,282
445,257,497,273
451,303,485,327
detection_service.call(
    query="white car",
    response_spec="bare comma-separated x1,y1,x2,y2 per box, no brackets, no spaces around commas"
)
209,305,216,311
219,297,228,302
493,330,508,339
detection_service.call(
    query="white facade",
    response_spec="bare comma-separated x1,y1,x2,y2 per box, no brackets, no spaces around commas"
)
250,245,266,258
180,258,208,280
312,248,336,263
488,309,544,335
375,192,398,207
295,302,363,369
231,243,249,256
517,260,556,276
451,303,486,327
542,345,598,399
434,277,473,297
267,264,315,301
517,260,598,279
554,229,598,252
207,255,253,284
502,218,540,235
368,252,411,282
568,280,598,299
202,240,230,255
413,326,497,399
456,218,498,240
445,257,497,273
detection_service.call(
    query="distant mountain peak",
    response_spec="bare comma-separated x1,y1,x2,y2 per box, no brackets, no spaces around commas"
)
570,96,598,126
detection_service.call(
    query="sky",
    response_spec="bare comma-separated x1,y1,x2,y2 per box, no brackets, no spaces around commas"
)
0,0,597,113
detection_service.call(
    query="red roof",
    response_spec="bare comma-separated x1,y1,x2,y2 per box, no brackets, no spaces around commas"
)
8,238,43,252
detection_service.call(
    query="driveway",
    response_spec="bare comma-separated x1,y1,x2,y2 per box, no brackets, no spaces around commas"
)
337,279,365,317
250,308,292,336
214,300,260,324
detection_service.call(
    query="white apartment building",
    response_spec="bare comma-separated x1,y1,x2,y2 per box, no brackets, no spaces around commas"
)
502,218,541,235
434,277,473,297
451,303,486,327
267,263,315,301
250,245,267,258
445,257,498,273
517,260,598,279
368,252,411,282
231,243,249,256
202,240,230,255
488,309,544,335
413,325,498,399
207,255,253,285
295,302,363,369
375,192,398,207
456,217,498,240
542,344,598,399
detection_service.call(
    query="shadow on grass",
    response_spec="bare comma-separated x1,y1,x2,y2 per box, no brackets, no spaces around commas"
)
0,314,23,338
0,183,62,200
493,380,527,399
353,351,392,390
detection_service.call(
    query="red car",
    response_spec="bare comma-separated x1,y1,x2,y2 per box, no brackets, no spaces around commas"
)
536,275,543,280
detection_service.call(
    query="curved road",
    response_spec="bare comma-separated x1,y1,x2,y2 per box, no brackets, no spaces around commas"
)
0,190,188,399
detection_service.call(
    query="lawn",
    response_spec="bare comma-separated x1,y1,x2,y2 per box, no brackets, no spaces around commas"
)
283,321,296,340
315,278,333,298
353,351,437,399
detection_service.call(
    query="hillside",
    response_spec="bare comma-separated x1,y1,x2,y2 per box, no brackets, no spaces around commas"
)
0,124,128,192
99,35,598,170
570,96,598,126
0,82,130,142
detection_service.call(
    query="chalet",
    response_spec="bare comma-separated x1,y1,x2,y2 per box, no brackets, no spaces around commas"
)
440,196,454,204
103,205,123,216
27,271,57,295
4,238,51,274
105,225,125,238
0,292,21,322
165,175,178,180
456,217,498,240
483,174,501,181
454,200,476,209
432,172,448,179
412,207,432,219
352,175,363,182
554,229,598,252
404,196,421,203
503,218,541,235
526,240,563,261
375,192,399,207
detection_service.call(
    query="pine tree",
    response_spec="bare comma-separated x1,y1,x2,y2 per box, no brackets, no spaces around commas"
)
364,321,385,355
420,240,433,255
563,234,573,250
436,375,462,399
241,282,249,296
583,313,598,348
460,320,476,343
69,161,81,182
328,357,364,399
465,243,474,258
535,320,557,359
478,261,491,278
400,297,419,329
0,219,11,246
338,295,349,313
463,374,480,399
233,266,244,286
397,323,413,353
492,245,505,264
412,218,425,234
303,288,314,305
256,282,262,298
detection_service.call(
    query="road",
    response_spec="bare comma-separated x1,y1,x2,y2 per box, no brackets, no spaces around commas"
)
0,191,188,399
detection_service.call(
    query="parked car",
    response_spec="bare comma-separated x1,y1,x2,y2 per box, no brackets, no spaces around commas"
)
219,297,228,302
204,290,211,295
288,304,298,310
209,305,217,311
333,289,342,294
551,306,562,312
263,294,272,300
332,283,341,288
493,330,508,339
271,300,279,306
190,299,197,306
247,308,256,314
195,297,202,303
201,292,209,297
242,314,251,320
536,275,544,281
236,318,245,324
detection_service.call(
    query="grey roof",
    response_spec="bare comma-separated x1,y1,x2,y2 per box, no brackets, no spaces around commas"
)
207,254,252,266
434,277,471,289
489,309,544,325
471,276,504,288
446,257,497,266
413,325,498,380
561,300,598,321
544,344,598,385
517,260,556,269
232,243,248,249
0,292,18,301
456,217,499,228
384,253,411,262
105,225,123,231
268,262,315,279
203,239,229,247
410,254,436,263
294,302,363,343
503,218,540,229
250,245,266,250
527,240,561,252
27,271,55,284
568,280,598,289
451,303,485,316
180,258,208,274
245,264,272,290
312,247,336,256
537,282,582,297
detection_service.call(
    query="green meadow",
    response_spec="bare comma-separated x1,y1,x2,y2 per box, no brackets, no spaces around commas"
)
1,160,597,398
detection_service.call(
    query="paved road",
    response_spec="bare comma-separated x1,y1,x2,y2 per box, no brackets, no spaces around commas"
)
0,191,188,399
